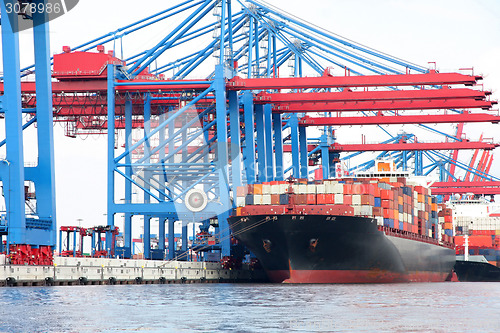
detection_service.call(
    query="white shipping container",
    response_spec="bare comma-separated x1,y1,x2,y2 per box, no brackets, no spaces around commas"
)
325,181,334,194
334,194,344,204
298,184,307,194
353,206,362,216
376,216,384,226
352,195,361,206
280,184,289,193
262,195,272,205
270,185,280,194
316,184,326,194
253,195,263,205
291,184,300,194
0,254,5,265
236,197,246,207
332,183,344,194
360,205,373,216
262,184,271,194
307,185,316,194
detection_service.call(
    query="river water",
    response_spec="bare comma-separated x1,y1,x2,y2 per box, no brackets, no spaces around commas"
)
1,282,499,332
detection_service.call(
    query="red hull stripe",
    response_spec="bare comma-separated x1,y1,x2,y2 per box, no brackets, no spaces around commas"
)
267,270,450,284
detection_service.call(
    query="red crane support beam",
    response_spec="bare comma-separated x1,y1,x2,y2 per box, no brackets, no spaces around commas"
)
472,150,489,182
0,79,212,94
430,187,500,195
52,107,209,117
282,141,498,153
448,123,464,182
26,96,214,107
255,88,490,104
298,113,500,126
227,72,482,90
273,99,495,113
431,181,500,188
330,141,499,152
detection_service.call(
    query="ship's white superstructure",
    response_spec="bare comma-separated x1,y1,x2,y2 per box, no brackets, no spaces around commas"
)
449,197,500,233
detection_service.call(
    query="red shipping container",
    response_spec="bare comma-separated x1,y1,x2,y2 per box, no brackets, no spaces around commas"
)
372,207,382,216
271,194,280,205
456,235,493,247
380,190,392,200
325,194,335,204
344,184,353,195
247,184,254,195
381,199,391,209
343,195,352,205
361,194,374,206
351,183,362,194
307,194,317,205
317,194,327,205
296,194,307,205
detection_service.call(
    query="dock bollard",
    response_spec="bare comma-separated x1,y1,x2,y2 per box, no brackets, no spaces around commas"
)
6,277,16,287
44,277,54,286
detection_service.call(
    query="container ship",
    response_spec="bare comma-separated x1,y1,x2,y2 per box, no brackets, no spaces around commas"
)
228,162,456,283
446,196,500,281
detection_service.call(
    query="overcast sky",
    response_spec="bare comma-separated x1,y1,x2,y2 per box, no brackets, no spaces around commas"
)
5,0,500,230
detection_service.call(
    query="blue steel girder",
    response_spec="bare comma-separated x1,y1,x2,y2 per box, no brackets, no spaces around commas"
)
0,0,56,250
128,0,217,77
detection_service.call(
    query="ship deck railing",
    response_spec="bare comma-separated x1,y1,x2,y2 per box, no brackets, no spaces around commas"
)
378,226,454,249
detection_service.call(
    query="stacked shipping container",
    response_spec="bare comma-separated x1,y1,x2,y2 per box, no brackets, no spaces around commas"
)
235,177,449,242
455,231,500,267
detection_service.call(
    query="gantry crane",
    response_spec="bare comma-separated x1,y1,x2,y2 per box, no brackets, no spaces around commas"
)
1,0,499,262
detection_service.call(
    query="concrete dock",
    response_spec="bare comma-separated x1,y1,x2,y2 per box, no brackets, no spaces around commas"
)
0,256,268,287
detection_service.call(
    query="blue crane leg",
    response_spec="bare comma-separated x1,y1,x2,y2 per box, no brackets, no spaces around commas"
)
255,104,266,182
214,65,231,257
243,92,256,184
229,90,242,190
1,0,26,247
106,64,116,253
32,3,56,246
272,113,283,180
264,104,274,181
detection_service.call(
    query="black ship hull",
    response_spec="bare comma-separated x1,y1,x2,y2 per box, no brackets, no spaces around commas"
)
228,214,456,283
454,260,500,282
